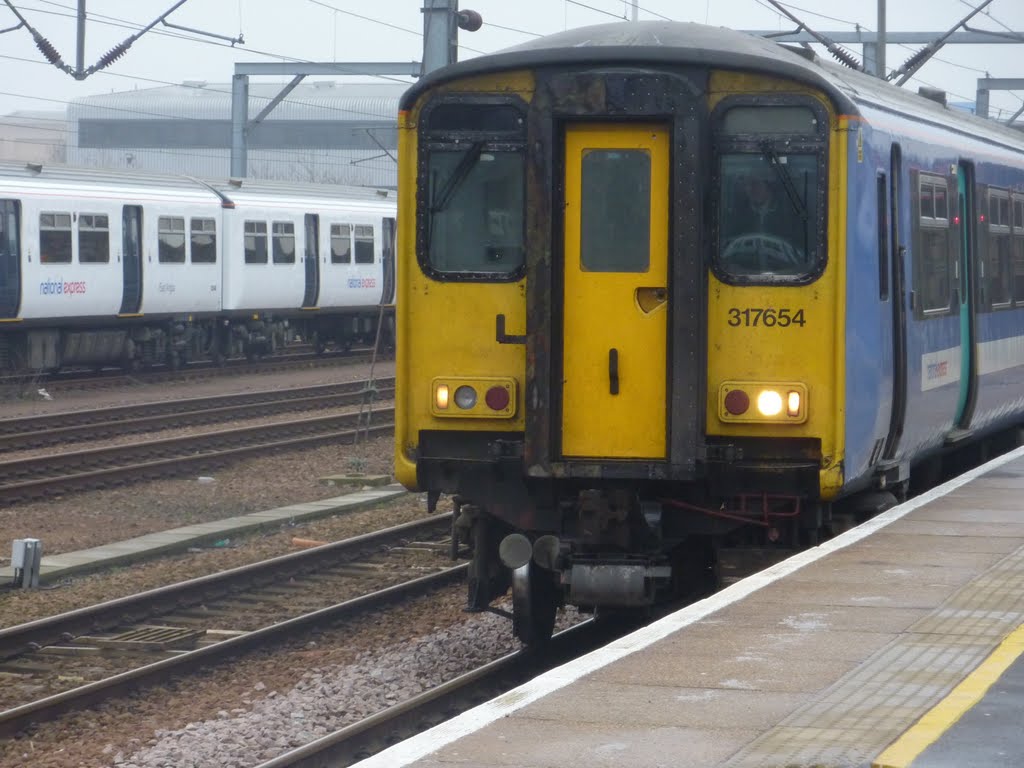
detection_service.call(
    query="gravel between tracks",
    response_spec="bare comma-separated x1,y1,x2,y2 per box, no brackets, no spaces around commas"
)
2,586,556,768
0,361,563,768
0,435,400,563
0,359,394,419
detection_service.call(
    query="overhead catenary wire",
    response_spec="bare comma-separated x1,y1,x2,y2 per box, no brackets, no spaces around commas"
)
2,0,1021,155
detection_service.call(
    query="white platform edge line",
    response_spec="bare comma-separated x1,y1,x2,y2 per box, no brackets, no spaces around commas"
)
351,445,1024,768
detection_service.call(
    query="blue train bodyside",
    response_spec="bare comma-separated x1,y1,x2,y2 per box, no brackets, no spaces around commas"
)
843,98,1024,494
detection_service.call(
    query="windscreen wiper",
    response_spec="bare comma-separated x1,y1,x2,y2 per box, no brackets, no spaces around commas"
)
431,142,484,213
761,142,807,224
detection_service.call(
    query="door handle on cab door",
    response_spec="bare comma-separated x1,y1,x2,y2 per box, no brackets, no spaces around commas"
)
608,348,619,395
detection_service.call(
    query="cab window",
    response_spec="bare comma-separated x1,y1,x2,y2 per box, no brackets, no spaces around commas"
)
713,101,827,284
418,98,527,280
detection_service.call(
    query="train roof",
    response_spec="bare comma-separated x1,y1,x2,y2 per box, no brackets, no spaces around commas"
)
0,161,395,208
401,22,857,112
401,21,1024,156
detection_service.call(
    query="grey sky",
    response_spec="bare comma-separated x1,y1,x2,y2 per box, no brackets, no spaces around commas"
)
0,0,1022,118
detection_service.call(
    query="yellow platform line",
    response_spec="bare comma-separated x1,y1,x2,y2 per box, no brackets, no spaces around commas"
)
873,623,1024,768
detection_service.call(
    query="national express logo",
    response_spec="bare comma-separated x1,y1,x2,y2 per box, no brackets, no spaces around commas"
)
39,278,87,296
926,360,949,381
347,277,377,289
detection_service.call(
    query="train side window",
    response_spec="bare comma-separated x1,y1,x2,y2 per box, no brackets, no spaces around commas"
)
272,221,296,264
244,221,268,264
39,212,72,264
190,218,216,263
354,225,375,264
1014,197,1024,304
987,189,1012,307
78,213,109,263
914,174,951,314
157,216,186,264
331,224,352,263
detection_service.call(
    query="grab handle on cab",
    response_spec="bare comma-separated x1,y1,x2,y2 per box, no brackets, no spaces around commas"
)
609,348,619,395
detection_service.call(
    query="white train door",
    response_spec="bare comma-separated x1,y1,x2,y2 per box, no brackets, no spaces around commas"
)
120,205,143,314
382,217,396,305
0,200,20,318
303,213,320,308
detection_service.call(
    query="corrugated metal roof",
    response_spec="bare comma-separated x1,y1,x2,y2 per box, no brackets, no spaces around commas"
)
64,147,397,187
69,82,407,122
0,158,393,201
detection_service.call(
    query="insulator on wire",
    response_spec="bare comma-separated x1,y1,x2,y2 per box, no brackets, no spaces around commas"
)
828,45,861,71
96,41,132,70
33,35,63,67
893,47,931,79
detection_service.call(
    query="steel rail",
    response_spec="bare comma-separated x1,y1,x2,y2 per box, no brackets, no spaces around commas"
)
0,514,448,661
0,561,466,738
0,380,395,449
0,411,395,503
0,406,395,478
252,620,623,768
0,349,389,395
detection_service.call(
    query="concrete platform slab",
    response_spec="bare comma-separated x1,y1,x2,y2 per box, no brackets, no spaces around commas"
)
707,601,931,634
848,532,1024,555
887,519,1024,538
2,485,408,582
782,560,982,588
354,451,1024,768
518,679,807,730
420,719,752,768
626,623,896,664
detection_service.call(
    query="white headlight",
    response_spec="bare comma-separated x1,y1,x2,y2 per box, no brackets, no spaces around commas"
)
757,390,783,417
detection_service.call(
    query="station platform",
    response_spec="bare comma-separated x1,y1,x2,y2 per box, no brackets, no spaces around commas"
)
355,447,1024,768
4,484,406,584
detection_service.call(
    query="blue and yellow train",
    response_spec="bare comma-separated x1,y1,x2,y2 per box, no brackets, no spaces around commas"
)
395,22,1024,643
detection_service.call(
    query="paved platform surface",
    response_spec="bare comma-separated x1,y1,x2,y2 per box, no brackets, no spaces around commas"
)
907,643,1024,768
4,484,407,583
353,448,1024,768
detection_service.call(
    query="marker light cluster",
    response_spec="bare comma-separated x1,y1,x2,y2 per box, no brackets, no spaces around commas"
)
432,376,517,419
719,381,808,424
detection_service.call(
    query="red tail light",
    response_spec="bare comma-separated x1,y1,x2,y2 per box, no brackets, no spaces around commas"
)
724,389,750,415
485,386,511,411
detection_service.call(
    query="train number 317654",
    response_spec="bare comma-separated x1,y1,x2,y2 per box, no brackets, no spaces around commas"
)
727,307,806,327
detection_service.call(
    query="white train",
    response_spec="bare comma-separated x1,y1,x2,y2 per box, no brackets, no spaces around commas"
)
0,162,396,372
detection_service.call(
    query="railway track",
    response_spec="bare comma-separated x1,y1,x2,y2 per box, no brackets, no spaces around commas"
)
0,377,395,450
252,619,620,768
0,348,389,396
0,403,396,503
0,515,459,738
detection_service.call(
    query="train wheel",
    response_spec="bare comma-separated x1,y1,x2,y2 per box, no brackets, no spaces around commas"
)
512,562,558,646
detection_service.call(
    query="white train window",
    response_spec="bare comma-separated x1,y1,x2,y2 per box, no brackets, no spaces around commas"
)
245,220,268,264
272,221,296,264
191,218,216,264
39,212,72,264
158,217,186,264
354,225,374,264
78,213,109,264
331,224,351,264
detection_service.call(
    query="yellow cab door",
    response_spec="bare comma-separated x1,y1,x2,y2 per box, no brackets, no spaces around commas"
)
561,123,669,459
